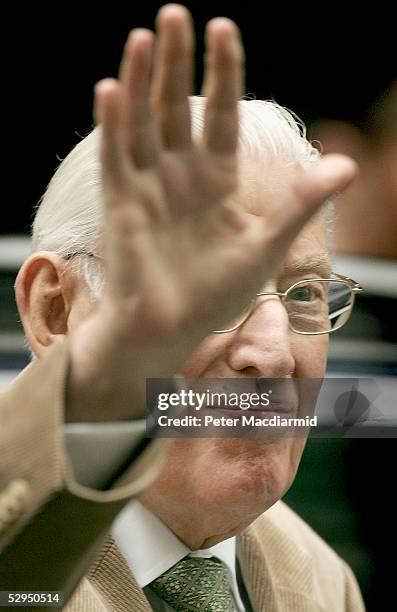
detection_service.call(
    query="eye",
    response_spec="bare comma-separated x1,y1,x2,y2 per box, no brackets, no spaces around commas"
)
288,285,314,302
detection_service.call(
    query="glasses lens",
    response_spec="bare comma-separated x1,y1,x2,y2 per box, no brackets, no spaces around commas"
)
285,280,353,334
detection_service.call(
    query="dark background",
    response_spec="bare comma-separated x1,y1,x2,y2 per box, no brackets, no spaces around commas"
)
4,3,396,234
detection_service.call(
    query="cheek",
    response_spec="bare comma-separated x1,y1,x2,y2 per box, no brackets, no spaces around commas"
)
291,334,329,378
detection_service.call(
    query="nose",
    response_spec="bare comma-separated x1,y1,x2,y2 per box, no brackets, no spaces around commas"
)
226,296,295,377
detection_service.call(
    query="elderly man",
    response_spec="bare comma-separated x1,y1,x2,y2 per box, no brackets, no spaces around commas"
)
0,4,364,611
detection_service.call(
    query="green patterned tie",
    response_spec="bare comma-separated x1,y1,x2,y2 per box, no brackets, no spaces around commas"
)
149,555,237,611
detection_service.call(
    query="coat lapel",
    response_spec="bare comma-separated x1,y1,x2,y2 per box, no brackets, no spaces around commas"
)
237,513,325,612
87,534,151,612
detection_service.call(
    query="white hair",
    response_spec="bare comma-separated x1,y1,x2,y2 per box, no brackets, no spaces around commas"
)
32,97,324,299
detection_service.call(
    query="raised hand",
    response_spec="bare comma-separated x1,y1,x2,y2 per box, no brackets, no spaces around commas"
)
95,6,245,340
67,4,356,421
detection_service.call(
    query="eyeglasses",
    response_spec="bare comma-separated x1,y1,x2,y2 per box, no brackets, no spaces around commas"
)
64,254,363,336
213,274,364,336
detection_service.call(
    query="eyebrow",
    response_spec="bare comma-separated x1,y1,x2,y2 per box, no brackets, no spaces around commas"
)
281,252,333,278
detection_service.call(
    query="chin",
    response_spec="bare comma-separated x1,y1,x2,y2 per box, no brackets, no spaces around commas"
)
140,436,307,550
204,436,305,515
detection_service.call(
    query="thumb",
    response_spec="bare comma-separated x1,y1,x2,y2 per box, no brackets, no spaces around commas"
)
278,153,358,235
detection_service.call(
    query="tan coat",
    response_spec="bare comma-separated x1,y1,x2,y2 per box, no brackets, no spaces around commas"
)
0,343,365,611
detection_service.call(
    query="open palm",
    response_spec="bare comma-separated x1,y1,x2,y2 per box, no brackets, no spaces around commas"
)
94,5,356,376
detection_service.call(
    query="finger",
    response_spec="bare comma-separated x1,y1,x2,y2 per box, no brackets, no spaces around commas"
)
277,154,358,234
95,79,131,199
151,4,194,149
119,29,160,167
201,18,244,155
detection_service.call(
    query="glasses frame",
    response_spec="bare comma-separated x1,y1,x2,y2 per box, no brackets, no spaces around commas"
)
213,273,364,336
63,255,363,337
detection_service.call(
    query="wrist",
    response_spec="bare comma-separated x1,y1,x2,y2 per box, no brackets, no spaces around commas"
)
65,315,147,422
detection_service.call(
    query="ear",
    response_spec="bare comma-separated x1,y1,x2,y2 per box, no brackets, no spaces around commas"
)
15,252,75,359
309,120,369,162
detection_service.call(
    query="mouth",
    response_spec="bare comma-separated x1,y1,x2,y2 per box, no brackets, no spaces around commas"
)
203,378,300,415
208,402,297,417
172,377,304,419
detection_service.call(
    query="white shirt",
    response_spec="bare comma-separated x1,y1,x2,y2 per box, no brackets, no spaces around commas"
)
112,500,246,611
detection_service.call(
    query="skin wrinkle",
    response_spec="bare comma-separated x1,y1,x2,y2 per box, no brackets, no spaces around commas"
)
281,252,332,279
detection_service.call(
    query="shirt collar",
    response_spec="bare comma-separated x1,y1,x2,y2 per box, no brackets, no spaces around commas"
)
112,499,189,587
111,499,244,610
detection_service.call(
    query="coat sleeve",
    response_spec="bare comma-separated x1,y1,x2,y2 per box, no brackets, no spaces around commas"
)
0,340,168,604
342,559,366,611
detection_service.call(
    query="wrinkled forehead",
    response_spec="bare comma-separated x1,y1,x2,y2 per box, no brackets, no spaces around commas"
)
281,220,332,280
237,156,331,278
